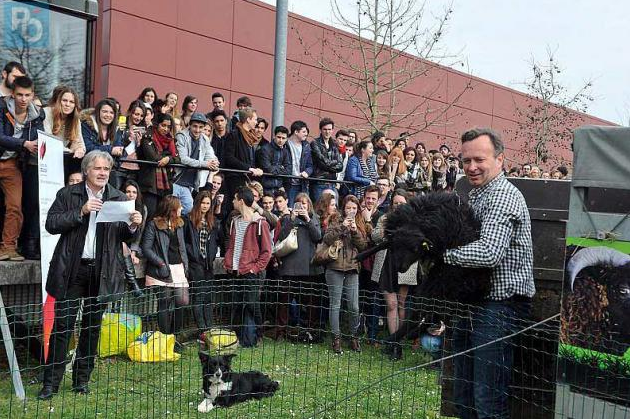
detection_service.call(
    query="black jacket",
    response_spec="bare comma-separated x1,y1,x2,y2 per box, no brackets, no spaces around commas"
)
45,182,136,301
141,217,189,282
183,216,220,270
256,140,290,191
221,128,256,197
311,136,343,180
0,97,45,158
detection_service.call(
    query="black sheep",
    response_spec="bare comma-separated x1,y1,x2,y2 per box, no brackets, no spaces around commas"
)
565,246,630,354
357,192,492,358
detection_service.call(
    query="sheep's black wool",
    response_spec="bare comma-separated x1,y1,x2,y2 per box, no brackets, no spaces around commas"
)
384,192,492,304
357,192,492,356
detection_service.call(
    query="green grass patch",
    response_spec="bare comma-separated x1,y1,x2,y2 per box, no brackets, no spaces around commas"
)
1,338,446,418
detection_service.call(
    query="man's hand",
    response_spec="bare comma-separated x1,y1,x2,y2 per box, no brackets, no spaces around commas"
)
130,251,140,265
300,171,309,178
129,210,143,227
82,198,103,215
23,140,37,154
249,167,263,177
208,159,219,171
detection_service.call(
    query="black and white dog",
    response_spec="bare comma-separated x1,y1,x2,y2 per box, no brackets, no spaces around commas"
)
198,352,279,413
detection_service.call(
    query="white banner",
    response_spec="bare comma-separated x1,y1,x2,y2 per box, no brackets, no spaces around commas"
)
37,131,65,303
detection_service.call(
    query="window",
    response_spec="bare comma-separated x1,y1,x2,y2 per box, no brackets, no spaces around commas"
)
1,0,91,104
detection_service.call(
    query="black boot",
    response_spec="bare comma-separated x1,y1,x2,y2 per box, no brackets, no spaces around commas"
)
37,385,58,400
22,239,40,260
124,254,143,297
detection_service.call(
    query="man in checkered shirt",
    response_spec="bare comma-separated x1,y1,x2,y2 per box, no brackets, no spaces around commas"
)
444,128,535,419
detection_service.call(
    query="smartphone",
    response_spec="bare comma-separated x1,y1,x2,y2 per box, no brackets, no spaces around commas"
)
118,115,127,128
134,126,146,135
346,209,357,220
294,202,303,211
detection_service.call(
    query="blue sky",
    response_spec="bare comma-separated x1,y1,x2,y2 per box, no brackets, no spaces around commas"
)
260,0,629,124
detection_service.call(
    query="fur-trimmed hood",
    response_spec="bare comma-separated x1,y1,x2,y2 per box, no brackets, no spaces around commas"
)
153,216,185,230
80,108,97,131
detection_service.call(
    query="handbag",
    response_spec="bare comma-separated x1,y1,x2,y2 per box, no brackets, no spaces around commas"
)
311,239,343,266
273,227,299,258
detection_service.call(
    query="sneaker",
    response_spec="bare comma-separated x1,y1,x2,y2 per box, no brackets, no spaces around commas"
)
8,250,25,261
0,249,24,261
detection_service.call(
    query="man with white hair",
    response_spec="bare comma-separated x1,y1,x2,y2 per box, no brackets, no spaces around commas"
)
38,150,143,400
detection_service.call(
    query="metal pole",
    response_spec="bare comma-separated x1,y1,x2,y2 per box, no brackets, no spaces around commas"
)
271,0,289,129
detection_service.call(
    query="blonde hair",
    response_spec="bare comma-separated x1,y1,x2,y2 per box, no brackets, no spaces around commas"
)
247,181,264,199
387,148,407,176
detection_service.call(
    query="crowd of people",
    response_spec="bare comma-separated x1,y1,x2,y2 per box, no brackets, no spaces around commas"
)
0,59,561,351
0,60,540,417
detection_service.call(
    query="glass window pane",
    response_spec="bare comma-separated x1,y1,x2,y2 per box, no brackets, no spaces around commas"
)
0,0,88,103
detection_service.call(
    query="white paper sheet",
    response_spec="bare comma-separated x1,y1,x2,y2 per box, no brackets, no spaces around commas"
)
124,140,136,155
96,200,135,225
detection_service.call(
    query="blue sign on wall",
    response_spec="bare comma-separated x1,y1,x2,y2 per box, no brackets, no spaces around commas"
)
3,0,50,48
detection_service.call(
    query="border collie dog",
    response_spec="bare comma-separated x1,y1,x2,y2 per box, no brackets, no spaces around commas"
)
198,353,279,413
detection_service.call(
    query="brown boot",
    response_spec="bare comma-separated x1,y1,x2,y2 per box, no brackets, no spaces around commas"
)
332,336,341,354
350,337,361,352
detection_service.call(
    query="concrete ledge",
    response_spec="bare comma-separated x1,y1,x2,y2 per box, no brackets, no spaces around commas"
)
0,261,41,286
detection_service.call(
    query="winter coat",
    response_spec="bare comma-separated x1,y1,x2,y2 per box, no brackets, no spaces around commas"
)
224,214,272,275
45,182,136,301
183,215,220,271
80,111,123,154
370,214,417,285
42,107,86,155
141,217,189,282
222,128,256,195
431,169,447,191
276,212,323,277
344,155,377,196
322,219,367,272
137,127,181,195
256,140,290,191
311,136,343,180
175,129,216,190
0,97,45,158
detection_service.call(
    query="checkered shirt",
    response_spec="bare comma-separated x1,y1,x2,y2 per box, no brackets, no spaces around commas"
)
444,173,535,300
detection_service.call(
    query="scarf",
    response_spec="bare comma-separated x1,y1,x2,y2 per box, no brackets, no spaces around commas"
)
236,122,258,147
153,129,177,156
338,144,346,155
152,129,176,191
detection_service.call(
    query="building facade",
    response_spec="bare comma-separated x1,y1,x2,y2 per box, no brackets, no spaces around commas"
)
0,0,612,166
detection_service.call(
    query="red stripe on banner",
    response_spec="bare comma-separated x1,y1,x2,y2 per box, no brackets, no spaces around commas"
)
42,295,55,362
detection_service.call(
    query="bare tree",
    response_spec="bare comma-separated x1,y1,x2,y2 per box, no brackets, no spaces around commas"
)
292,0,470,137
2,30,85,104
511,50,593,166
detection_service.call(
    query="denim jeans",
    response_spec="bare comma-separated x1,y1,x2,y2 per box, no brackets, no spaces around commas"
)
325,269,359,336
310,182,335,204
230,274,262,347
287,183,308,207
173,184,194,215
452,300,531,419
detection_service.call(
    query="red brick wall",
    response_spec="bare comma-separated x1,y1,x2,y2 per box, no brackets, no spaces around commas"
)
95,0,612,168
